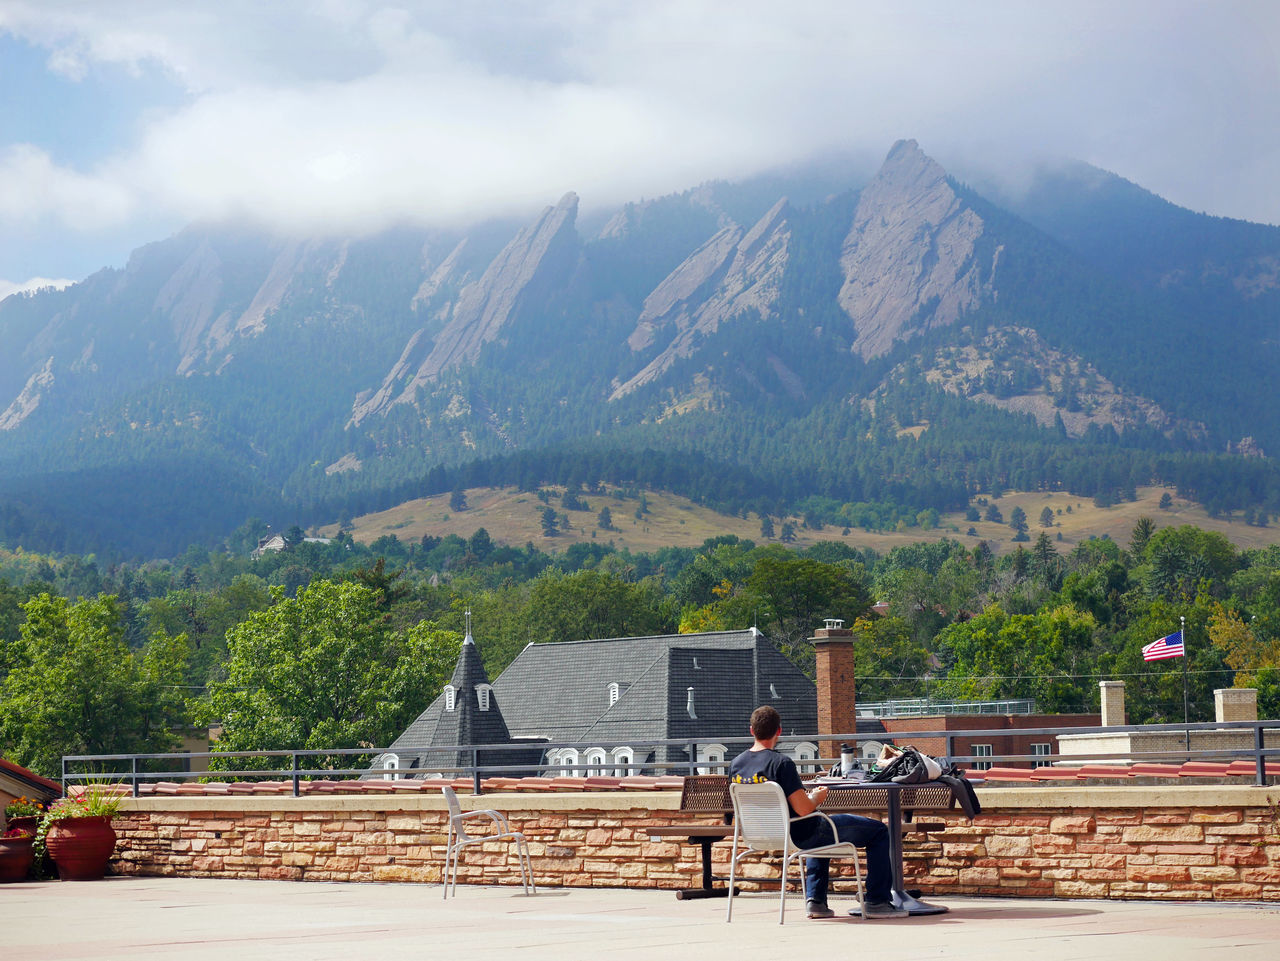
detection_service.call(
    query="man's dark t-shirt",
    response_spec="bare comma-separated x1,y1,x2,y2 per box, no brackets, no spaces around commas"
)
729,747,818,846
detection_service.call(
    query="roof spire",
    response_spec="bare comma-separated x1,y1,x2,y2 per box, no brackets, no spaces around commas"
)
464,609,474,645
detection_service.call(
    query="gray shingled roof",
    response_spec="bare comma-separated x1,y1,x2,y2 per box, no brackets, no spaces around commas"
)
494,628,815,739
381,627,821,776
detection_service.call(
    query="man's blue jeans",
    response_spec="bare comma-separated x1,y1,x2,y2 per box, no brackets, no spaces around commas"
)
799,813,892,905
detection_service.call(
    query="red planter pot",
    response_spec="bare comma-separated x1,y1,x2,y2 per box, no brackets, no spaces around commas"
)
45,816,117,881
6,815,40,836
0,834,35,882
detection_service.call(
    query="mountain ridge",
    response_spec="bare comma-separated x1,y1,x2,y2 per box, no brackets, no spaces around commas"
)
1,139,1278,558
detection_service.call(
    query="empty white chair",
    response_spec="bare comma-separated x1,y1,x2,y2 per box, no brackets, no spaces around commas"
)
441,785,535,898
725,780,865,924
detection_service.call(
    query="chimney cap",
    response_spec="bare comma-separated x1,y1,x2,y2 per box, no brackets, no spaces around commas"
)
812,617,854,640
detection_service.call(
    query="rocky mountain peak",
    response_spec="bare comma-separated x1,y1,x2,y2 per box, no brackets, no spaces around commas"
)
838,140,996,358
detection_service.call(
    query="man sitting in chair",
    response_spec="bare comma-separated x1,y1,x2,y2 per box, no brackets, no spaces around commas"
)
728,705,907,920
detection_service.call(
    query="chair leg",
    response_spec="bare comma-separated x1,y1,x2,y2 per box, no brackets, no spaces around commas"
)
442,825,453,900
855,850,866,920
449,841,460,898
725,846,739,922
779,856,791,925
518,837,535,895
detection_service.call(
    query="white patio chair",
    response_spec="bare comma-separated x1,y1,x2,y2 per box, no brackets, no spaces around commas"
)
441,785,536,898
725,780,865,924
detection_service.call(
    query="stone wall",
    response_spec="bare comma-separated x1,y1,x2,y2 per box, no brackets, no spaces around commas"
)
109,785,1280,901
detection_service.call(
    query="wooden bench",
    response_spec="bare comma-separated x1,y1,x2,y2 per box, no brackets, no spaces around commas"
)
648,774,957,901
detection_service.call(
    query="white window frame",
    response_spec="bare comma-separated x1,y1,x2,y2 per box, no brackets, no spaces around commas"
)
791,740,820,775
475,683,492,712
1031,742,1052,768
559,747,580,777
611,747,634,777
696,742,727,775
860,740,884,762
443,685,456,712
380,753,400,780
585,748,607,775
972,743,994,771
608,682,620,706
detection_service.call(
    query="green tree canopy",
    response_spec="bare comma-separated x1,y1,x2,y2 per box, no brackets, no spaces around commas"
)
933,603,1100,712
523,569,669,645
747,550,872,668
197,580,459,764
0,593,189,777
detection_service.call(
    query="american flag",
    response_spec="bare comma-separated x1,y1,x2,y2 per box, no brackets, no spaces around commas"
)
1142,630,1185,661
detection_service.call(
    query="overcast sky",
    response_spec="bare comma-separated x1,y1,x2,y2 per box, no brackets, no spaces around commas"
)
1,0,1277,296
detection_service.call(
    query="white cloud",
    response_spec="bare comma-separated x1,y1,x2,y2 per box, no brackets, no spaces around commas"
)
0,144,135,228
0,275,74,301
0,0,1277,275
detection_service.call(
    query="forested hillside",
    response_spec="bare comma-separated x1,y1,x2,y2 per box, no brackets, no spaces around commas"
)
3,518,1279,778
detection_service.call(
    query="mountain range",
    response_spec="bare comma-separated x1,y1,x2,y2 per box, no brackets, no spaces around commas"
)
1,140,1278,558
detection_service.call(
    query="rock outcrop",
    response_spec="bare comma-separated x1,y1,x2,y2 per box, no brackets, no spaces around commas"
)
611,198,791,399
839,139,995,358
353,193,581,423
913,326,1204,439
0,355,54,430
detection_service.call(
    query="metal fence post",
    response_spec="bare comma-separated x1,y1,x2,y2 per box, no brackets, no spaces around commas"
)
291,753,300,796
1255,723,1265,786
473,748,482,795
131,756,139,797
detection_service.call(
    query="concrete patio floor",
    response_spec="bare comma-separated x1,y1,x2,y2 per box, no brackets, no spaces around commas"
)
7,877,1280,961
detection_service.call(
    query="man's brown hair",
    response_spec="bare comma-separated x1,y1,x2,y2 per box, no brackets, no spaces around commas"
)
750,705,782,740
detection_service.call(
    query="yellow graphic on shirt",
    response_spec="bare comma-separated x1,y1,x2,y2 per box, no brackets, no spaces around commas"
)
730,773,769,784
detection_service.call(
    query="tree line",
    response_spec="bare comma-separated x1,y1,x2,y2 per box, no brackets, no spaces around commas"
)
3,517,1279,779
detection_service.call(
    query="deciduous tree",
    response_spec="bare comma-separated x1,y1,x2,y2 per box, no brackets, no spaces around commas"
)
198,580,459,764
0,593,189,777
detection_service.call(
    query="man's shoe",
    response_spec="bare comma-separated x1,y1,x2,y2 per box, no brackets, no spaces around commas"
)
806,901,835,919
860,900,909,919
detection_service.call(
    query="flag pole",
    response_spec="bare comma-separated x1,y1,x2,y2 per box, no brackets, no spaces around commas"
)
1181,615,1189,756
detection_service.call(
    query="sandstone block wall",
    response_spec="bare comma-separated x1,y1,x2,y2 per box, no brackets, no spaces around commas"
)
109,786,1280,902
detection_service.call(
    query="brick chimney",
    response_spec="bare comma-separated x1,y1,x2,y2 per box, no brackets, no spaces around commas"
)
1214,688,1257,722
811,618,856,763
1099,680,1126,726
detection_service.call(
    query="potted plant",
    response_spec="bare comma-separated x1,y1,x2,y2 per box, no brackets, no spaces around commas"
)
0,826,35,882
3,796,45,837
39,784,126,881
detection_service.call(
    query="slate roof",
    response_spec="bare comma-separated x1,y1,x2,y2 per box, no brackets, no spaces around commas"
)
494,628,816,743
383,627,819,777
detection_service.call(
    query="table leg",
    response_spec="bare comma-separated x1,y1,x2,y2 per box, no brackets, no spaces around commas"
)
884,790,947,916
674,837,732,900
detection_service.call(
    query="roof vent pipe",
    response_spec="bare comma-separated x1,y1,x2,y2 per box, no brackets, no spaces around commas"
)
686,687,697,719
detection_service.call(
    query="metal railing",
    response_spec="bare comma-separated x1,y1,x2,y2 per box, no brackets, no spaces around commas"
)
856,698,1037,717
61,718,1280,796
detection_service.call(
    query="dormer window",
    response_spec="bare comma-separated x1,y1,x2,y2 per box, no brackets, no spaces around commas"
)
476,683,492,712
609,682,620,706
770,683,780,699
381,753,400,780
444,685,457,712
692,656,700,669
